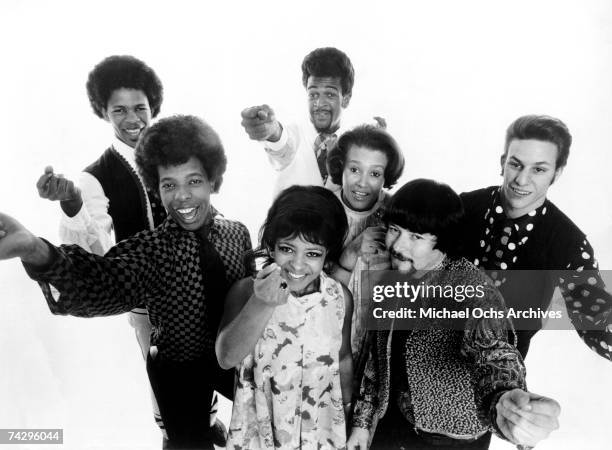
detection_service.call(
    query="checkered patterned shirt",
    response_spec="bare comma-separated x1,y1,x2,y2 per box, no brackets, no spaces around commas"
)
25,214,251,362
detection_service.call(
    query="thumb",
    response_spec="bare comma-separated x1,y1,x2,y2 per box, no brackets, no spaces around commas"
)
257,104,274,121
507,389,532,411
44,165,54,175
240,106,260,119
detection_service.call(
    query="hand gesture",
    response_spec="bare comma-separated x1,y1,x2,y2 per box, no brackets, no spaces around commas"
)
372,116,387,129
496,389,561,447
0,212,43,263
240,105,282,142
346,427,369,450
36,166,83,217
340,226,388,271
253,263,289,306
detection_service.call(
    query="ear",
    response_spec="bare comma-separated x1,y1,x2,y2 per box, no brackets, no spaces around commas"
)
341,92,351,108
499,153,506,176
102,108,110,122
551,166,564,185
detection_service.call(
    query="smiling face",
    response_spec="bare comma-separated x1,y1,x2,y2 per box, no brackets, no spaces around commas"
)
341,145,388,212
273,235,327,296
501,139,563,219
385,223,445,275
158,156,214,231
104,88,151,148
306,76,350,133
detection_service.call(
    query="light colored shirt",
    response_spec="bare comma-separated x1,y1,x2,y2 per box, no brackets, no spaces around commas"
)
59,137,154,255
263,120,342,196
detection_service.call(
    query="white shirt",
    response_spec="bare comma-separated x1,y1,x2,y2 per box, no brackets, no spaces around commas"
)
59,137,154,255
263,120,342,196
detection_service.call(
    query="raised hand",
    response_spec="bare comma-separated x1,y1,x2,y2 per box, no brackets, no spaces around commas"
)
0,212,50,265
36,166,83,217
496,388,561,447
340,226,388,271
253,263,290,306
240,105,283,142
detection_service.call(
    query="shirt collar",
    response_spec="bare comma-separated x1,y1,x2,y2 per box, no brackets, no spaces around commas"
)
111,136,139,173
491,186,550,224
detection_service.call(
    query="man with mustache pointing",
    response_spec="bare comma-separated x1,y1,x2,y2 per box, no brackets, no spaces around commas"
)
241,47,383,195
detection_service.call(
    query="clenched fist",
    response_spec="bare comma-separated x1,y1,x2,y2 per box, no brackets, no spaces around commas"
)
36,166,83,217
253,263,290,306
241,105,283,142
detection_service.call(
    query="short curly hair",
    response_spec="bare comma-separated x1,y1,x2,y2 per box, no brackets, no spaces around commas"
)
135,115,227,193
301,47,354,97
86,55,163,119
504,115,572,169
328,124,405,189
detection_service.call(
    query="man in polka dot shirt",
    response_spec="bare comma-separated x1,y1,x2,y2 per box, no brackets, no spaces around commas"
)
461,114,611,360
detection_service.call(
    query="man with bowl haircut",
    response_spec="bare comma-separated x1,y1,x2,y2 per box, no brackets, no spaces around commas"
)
461,114,611,360
241,47,384,195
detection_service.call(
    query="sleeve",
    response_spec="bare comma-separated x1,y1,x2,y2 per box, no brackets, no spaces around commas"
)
59,171,114,256
351,332,380,430
462,285,527,435
556,237,612,361
262,124,298,171
22,236,159,318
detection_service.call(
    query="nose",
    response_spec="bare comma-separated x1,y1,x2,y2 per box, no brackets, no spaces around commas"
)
389,233,411,255
125,108,140,123
289,253,306,271
175,185,191,201
514,168,530,186
356,171,368,187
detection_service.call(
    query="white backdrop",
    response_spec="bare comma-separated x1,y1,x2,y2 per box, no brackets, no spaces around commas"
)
0,0,611,449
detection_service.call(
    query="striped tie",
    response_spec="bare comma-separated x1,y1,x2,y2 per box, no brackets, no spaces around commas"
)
314,133,336,184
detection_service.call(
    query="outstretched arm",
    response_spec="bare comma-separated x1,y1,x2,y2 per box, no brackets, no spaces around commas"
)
556,237,611,360
0,212,52,266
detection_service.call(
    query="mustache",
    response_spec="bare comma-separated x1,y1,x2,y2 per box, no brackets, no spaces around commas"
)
390,249,410,262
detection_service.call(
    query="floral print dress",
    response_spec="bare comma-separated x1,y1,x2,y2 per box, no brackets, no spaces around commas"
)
228,273,347,449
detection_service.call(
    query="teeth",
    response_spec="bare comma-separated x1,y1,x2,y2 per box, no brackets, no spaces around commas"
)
511,187,530,195
125,128,141,135
176,207,197,220
288,272,306,279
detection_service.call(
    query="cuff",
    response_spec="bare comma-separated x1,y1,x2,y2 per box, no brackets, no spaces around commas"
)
262,124,288,153
60,204,90,230
21,238,62,276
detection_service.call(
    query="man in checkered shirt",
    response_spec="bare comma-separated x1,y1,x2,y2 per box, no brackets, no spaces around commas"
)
0,115,251,450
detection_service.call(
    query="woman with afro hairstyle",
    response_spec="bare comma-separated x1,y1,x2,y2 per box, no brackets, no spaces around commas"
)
5,115,252,449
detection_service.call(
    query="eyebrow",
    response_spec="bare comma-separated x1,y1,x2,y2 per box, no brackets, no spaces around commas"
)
159,172,204,181
509,156,552,166
308,85,339,91
347,159,386,168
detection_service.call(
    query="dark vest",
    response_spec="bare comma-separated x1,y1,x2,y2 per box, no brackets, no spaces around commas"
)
84,147,164,243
